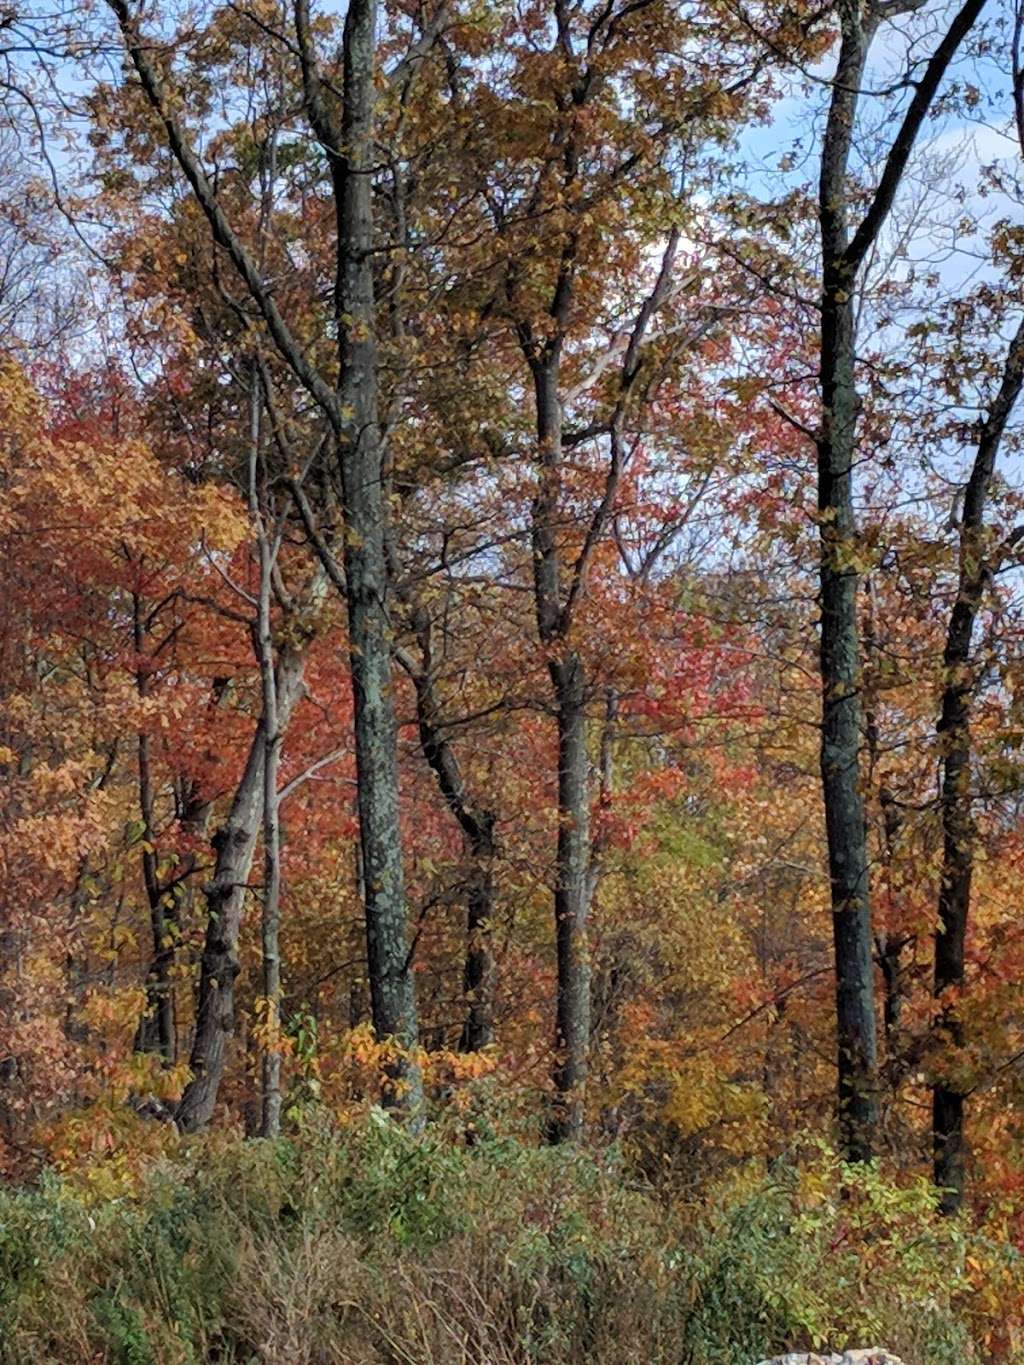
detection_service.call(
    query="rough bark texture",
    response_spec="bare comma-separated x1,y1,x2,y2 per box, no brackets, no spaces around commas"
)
109,0,424,1123
933,317,1024,1212
332,0,421,1117
252,380,285,1140
815,1,880,1162
400,633,497,1052
529,355,592,1142
258,623,283,1139
549,655,591,1141
176,646,307,1133
814,0,985,1160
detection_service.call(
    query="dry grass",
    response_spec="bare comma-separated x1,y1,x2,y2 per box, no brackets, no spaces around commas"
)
0,1113,995,1364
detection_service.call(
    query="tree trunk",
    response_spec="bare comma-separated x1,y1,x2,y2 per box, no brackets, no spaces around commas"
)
259,638,283,1138
109,0,423,1125
812,0,985,1163
548,655,591,1142
135,785,210,1064
396,611,498,1054
815,3,880,1161
176,645,307,1132
817,254,880,1165
131,593,175,1064
335,0,421,1117
251,369,285,1140
414,677,497,1055
527,350,594,1141
933,317,1024,1212
460,821,497,1053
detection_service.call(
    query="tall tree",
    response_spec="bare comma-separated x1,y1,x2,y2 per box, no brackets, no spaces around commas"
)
931,315,1024,1210
106,0,426,1119
811,0,985,1160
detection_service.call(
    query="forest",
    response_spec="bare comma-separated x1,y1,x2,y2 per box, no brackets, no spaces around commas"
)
1,0,1024,1359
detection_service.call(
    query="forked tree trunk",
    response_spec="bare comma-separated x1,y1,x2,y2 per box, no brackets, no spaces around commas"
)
176,646,307,1133
111,0,424,1125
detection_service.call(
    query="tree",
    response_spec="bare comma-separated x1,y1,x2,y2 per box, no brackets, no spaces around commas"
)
809,0,986,1161
105,0,426,1119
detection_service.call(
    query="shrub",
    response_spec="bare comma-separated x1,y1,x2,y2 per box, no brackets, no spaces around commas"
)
0,1114,1013,1363
682,1145,983,1364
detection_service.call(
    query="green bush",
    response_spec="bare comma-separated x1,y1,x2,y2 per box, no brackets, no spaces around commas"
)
0,1114,1001,1364
683,1148,979,1364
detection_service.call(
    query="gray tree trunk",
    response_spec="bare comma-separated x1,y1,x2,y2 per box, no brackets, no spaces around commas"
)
176,646,307,1133
110,0,424,1123
333,0,422,1115
529,355,592,1142
814,0,985,1159
815,2,880,1162
933,318,1024,1211
548,655,591,1141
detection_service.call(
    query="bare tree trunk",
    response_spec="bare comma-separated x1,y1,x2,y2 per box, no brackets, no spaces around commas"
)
294,0,424,1105
815,4,879,1160
331,0,422,1116
131,593,175,1064
394,601,498,1053
414,677,497,1055
176,645,307,1133
258,606,284,1136
248,367,286,1140
513,165,677,1142
527,353,593,1142
548,655,591,1141
109,0,424,1123
813,0,984,1159
933,318,1024,1212
258,647,283,1137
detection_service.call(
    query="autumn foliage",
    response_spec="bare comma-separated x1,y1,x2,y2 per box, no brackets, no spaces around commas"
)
1,0,1024,1358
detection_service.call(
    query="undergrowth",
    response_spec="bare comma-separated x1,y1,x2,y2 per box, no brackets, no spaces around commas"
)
0,1109,1016,1364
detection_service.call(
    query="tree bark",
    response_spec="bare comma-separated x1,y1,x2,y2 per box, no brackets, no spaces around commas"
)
176,645,307,1133
412,667,497,1054
250,368,286,1140
528,353,593,1141
108,0,424,1123
814,0,985,1160
331,0,422,1116
131,592,175,1063
815,1,880,1162
258,622,283,1138
548,654,591,1141
394,602,498,1052
933,317,1024,1212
